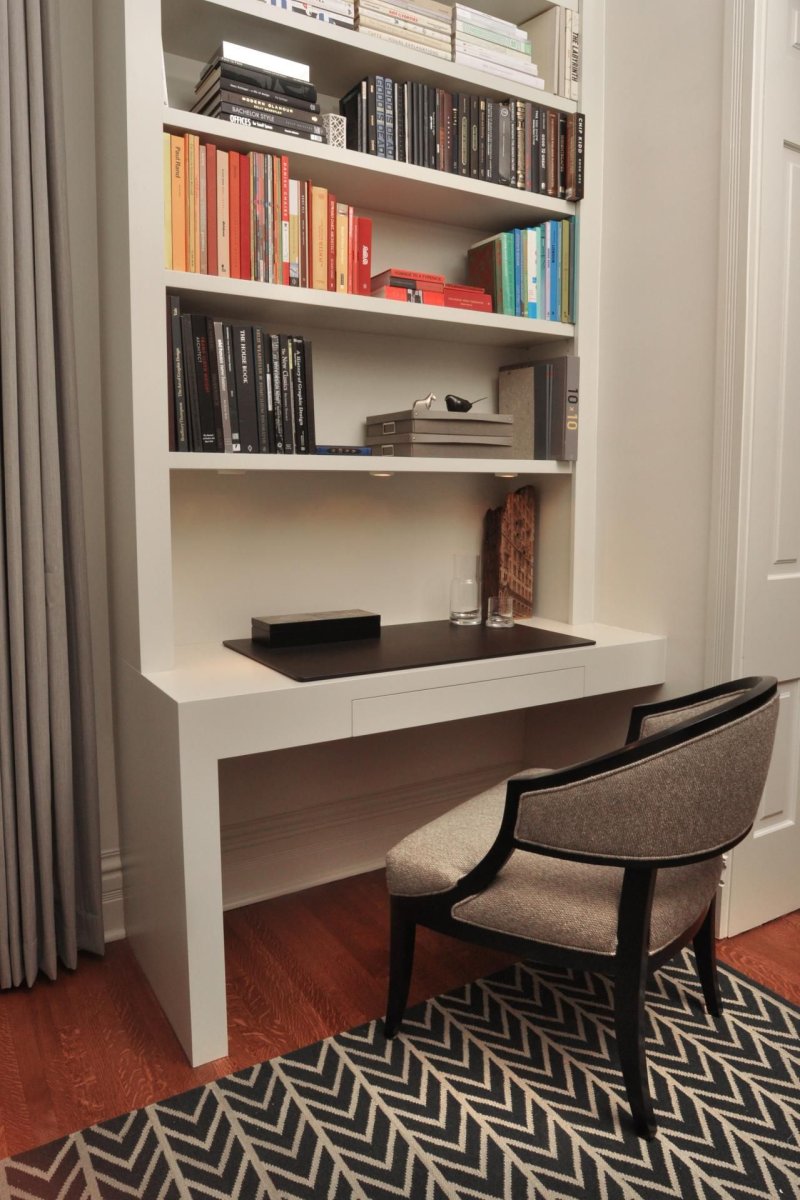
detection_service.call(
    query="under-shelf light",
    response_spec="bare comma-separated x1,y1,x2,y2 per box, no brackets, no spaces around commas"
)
370,471,395,478
495,472,519,479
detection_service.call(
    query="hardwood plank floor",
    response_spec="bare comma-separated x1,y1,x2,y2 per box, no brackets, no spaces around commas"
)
0,870,796,1160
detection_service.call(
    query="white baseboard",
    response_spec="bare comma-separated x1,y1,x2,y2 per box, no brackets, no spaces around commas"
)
103,758,521,938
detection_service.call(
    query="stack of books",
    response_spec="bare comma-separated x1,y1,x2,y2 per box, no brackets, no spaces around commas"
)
192,42,326,143
365,407,513,458
354,0,451,60
164,130,373,292
451,5,543,91
340,77,584,197
167,295,316,454
370,269,491,312
521,4,581,100
467,219,577,322
262,0,355,29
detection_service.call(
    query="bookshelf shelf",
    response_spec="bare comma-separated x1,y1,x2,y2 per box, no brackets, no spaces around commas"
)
162,0,577,115
165,109,576,232
167,452,573,474
166,270,575,345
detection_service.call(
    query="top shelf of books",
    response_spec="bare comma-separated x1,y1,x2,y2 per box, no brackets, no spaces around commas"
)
162,0,578,113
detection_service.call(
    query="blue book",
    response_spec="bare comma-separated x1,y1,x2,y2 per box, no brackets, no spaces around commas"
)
549,221,559,321
513,229,522,317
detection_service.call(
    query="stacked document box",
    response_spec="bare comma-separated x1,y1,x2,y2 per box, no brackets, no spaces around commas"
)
451,4,543,91
365,409,513,457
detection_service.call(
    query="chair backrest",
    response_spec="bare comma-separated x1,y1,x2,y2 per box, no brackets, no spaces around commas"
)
514,677,778,865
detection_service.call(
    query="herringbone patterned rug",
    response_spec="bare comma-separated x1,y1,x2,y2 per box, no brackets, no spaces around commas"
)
2,951,798,1199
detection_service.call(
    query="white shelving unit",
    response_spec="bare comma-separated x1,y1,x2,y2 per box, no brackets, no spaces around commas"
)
94,0,665,1065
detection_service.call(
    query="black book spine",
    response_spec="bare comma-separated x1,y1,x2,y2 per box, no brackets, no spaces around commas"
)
269,333,286,452
412,82,421,166
209,91,323,123
279,334,295,453
166,300,176,451
301,339,317,452
469,94,479,179
204,62,317,104
214,105,325,139
234,325,258,453
450,94,459,174
340,84,360,151
180,315,201,451
575,111,585,200
478,97,487,182
531,105,541,193
539,105,549,194
395,81,406,162
222,324,241,452
385,76,395,159
168,294,189,452
516,101,526,189
252,326,271,452
359,79,367,153
458,94,469,176
524,102,533,191
200,78,320,113
191,315,218,452
421,85,429,169
486,99,498,185
509,101,517,188
558,111,567,199
375,75,386,158
205,317,225,451
212,320,233,452
367,76,377,155
290,336,309,453
497,103,511,186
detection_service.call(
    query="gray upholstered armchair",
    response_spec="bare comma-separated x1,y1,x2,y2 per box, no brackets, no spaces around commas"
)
384,677,779,1138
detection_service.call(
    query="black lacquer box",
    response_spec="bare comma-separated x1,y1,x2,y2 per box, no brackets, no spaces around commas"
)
251,609,381,648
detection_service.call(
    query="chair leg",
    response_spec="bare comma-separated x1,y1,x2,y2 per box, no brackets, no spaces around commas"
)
384,898,416,1039
693,896,722,1018
614,962,656,1140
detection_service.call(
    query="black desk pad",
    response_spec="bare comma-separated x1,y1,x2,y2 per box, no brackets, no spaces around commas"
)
224,621,595,682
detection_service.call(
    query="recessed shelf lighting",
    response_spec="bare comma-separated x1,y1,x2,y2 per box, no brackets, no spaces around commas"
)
370,471,395,478
495,472,520,479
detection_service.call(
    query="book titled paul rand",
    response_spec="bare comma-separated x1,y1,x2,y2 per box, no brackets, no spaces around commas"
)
167,293,316,454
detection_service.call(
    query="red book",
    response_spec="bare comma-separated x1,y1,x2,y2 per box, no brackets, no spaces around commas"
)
239,153,251,281
272,156,281,283
443,294,493,312
373,286,445,306
229,151,240,279
327,192,336,291
444,283,486,297
371,267,445,289
280,155,290,286
356,217,372,296
206,143,217,276
347,206,354,294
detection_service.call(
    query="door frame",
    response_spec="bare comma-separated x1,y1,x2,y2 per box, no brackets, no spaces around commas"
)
706,0,768,937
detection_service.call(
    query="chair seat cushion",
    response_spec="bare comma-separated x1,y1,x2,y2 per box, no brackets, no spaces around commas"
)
386,783,722,954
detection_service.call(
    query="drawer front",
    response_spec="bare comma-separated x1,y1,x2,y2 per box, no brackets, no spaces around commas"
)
352,666,585,736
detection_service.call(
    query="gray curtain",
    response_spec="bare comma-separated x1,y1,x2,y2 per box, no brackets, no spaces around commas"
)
0,0,103,987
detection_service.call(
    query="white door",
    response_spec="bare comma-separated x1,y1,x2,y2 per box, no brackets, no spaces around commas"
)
722,0,800,936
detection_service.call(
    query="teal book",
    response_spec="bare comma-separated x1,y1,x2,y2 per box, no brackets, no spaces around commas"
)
500,231,515,316
513,229,523,316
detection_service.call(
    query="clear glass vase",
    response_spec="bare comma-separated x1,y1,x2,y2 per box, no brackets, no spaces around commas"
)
450,554,482,625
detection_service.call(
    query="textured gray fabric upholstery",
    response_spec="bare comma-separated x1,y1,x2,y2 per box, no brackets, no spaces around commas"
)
638,690,748,738
515,699,778,861
452,854,722,954
386,771,551,897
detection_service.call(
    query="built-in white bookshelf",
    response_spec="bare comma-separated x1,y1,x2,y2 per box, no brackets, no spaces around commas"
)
93,0,665,1066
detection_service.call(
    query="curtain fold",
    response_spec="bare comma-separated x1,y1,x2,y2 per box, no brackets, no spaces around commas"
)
0,0,103,988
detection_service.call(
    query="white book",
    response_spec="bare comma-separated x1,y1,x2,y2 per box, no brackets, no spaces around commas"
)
452,4,520,37
563,9,572,103
359,11,451,43
454,27,532,57
357,0,449,32
453,37,535,72
452,51,546,88
570,9,581,100
207,40,310,83
519,8,561,96
361,26,451,56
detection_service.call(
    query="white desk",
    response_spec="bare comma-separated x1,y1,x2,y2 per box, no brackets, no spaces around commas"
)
117,619,666,1066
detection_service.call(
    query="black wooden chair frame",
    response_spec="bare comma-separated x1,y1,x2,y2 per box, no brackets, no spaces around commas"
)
384,676,778,1139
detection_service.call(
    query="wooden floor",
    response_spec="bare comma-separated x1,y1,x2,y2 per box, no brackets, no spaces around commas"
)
0,870,797,1160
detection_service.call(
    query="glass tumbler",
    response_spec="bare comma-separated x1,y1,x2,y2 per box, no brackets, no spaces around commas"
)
486,591,514,628
450,554,482,625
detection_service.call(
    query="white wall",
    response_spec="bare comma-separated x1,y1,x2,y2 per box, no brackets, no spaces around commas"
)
60,0,123,938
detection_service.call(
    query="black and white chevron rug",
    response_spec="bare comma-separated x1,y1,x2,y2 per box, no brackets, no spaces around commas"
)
2,950,798,1199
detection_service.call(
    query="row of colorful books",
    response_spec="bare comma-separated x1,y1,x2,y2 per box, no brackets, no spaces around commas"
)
467,219,577,322
167,295,316,453
340,78,585,199
164,131,373,290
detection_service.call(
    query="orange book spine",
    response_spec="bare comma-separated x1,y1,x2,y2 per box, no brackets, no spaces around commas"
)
169,134,185,271
327,192,336,292
192,134,201,272
229,151,241,279
206,143,218,276
239,152,251,281
217,149,229,278
310,185,327,290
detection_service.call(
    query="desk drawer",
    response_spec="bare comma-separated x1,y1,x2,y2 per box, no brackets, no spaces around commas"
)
352,665,584,736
